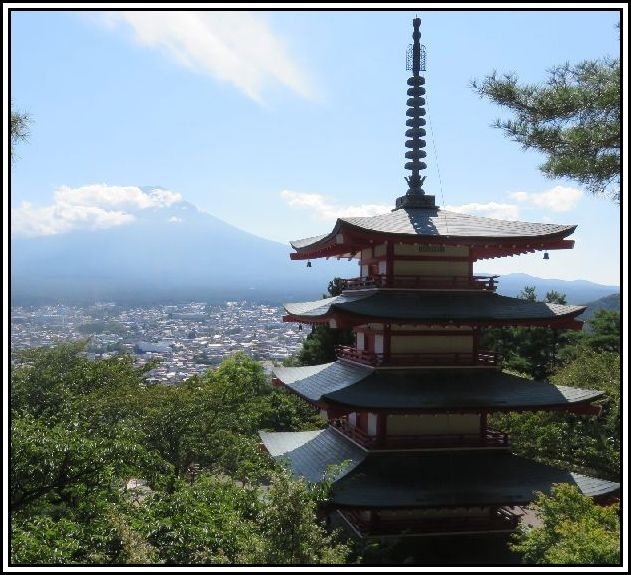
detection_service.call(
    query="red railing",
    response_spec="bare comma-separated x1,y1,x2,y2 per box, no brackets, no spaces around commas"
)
333,419,510,450
336,346,501,367
339,508,520,537
343,274,498,291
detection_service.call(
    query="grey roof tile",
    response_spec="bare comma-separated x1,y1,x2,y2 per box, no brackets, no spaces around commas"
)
259,428,366,483
291,208,575,249
273,362,603,410
330,451,619,508
273,362,373,402
284,291,585,322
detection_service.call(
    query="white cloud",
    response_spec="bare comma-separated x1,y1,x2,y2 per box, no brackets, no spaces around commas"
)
444,202,521,221
281,186,583,226
54,184,181,210
509,186,583,212
11,184,182,237
280,190,391,220
102,11,314,104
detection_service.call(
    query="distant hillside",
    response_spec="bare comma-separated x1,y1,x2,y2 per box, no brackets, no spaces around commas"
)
577,293,620,322
11,199,355,305
491,273,619,305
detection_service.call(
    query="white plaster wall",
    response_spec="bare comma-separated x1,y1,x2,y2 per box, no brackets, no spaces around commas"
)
367,413,378,436
374,244,387,257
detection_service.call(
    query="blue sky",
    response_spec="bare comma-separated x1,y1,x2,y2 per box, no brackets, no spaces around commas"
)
7,6,624,285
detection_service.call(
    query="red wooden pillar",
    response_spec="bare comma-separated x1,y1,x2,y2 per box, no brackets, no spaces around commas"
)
358,411,368,434
376,412,387,447
383,323,392,364
369,509,380,534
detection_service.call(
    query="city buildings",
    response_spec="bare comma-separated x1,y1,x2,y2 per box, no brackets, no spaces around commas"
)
11,301,307,382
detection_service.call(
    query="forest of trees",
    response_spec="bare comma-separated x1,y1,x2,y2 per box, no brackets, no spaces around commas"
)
10,345,356,565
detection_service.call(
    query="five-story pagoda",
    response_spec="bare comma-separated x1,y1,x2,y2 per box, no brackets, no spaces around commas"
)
259,18,619,539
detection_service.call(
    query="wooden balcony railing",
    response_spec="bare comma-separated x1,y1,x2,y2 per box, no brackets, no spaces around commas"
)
336,346,501,367
342,274,499,291
333,419,510,450
339,507,520,537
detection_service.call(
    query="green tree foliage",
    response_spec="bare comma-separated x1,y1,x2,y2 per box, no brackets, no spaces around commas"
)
10,344,349,565
11,105,31,162
258,470,351,564
119,469,350,565
286,278,354,366
482,287,568,379
582,309,620,352
486,285,620,481
327,277,347,297
473,52,620,201
510,484,620,565
11,341,155,420
519,285,537,302
549,350,620,477
492,350,620,481
128,474,263,564
544,290,567,305
292,325,355,366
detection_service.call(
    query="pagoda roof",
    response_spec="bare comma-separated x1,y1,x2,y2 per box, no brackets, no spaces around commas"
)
258,428,365,483
272,362,603,412
331,450,620,508
290,208,576,260
258,430,619,508
284,290,585,328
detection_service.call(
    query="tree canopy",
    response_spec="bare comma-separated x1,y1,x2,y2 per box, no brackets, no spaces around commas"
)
11,105,30,162
285,278,354,366
473,51,620,202
10,343,349,565
510,484,620,565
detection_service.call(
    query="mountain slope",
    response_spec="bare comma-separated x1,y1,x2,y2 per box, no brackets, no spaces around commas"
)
492,273,619,305
577,293,620,322
11,200,354,304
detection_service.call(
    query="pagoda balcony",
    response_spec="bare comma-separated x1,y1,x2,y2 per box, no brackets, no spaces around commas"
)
333,420,510,450
338,507,520,537
336,346,501,368
342,274,498,291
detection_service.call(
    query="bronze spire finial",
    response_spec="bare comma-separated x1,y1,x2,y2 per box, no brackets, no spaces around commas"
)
396,18,436,209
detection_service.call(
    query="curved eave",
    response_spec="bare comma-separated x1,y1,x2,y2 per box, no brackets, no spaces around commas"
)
289,216,577,261
272,362,604,414
260,433,620,509
283,291,586,330
258,428,366,483
330,451,620,509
